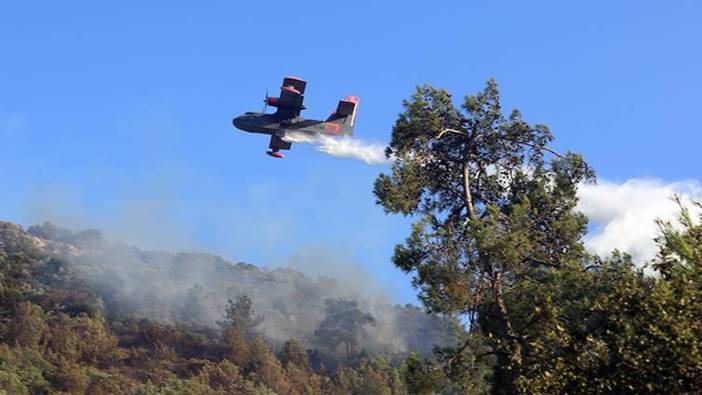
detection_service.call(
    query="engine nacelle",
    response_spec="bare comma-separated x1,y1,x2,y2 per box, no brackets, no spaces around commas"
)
266,96,305,110
266,96,279,107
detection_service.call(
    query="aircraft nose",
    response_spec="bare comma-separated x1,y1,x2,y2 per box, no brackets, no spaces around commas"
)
232,113,255,132
232,116,243,129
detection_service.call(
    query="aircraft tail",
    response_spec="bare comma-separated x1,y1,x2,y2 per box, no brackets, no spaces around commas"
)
325,96,359,136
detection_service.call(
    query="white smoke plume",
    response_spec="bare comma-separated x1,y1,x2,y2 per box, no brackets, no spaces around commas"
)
284,132,391,165
577,178,702,264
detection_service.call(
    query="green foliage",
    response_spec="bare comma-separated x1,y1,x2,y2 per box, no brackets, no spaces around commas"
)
314,299,376,361
219,295,263,341
0,346,52,395
377,81,592,311
377,80,702,393
401,352,446,394
280,338,310,370
9,301,47,349
192,359,245,393
246,336,292,393
375,79,593,391
511,239,702,394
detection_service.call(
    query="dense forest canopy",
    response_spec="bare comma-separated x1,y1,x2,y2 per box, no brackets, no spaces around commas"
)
1,80,702,394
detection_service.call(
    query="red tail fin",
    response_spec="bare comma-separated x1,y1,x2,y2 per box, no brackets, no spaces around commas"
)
327,96,359,125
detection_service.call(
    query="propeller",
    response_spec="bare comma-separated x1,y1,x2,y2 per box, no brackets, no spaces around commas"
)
262,89,269,113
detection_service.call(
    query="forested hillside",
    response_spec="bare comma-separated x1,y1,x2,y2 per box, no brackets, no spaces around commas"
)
0,221,462,394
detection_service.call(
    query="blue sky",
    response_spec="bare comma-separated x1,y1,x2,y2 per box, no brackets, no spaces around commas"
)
1,1,701,304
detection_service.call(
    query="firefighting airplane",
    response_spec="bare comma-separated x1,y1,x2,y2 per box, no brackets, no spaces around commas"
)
232,76,359,158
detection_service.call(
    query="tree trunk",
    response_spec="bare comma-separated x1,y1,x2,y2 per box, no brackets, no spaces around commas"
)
492,271,521,360
463,156,477,220
491,270,522,393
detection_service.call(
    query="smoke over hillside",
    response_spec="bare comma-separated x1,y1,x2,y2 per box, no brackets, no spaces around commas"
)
23,222,459,358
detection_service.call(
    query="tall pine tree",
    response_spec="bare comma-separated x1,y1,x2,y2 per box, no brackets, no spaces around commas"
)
374,80,593,391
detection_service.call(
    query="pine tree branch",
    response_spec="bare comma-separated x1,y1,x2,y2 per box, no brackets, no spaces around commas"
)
436,128,566,159
502,137,566,159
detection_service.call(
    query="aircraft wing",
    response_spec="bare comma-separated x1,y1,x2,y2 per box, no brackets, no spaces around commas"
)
274,76,307,119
